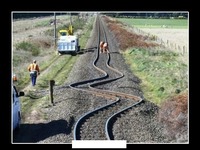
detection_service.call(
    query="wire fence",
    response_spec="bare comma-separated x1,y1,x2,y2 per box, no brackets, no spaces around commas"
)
133,27,188,55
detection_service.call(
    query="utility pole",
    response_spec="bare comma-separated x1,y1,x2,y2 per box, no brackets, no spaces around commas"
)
54,12,57,49
70,12,72,25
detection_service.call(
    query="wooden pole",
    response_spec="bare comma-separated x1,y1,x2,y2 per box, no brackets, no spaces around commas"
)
54,12,57,49
49,80,55,105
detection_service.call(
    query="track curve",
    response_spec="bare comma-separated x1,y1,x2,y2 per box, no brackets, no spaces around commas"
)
70,15,144,140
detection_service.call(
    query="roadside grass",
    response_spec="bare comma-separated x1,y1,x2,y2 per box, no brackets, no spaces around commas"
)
21,94,49,122
79,17,95,52
53,56,77,85
123,48,188,105
36,55,76,88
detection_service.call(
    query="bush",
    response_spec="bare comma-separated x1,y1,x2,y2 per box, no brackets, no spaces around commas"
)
158,91,188,141
15,41,40,56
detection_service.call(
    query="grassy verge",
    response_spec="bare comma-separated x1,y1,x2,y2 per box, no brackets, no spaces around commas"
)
17,16,95,122
122,48,188,105
36,55,76,88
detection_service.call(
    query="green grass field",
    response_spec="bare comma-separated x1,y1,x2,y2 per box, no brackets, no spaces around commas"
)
117,18,188,29
122,48,188,106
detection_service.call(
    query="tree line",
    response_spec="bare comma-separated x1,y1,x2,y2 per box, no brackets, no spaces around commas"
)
12,12,188,19
102,12,188,19
12,13,79,19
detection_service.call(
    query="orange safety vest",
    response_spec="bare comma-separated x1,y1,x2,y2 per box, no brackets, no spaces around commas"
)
103,42,108,50
28,63,39,72
13,75,17,81
100,41,104,49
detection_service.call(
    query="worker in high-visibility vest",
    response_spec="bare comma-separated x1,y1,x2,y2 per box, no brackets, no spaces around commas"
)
100,41,104,53
28,60,40,86
102,42,110,54
13,74,17,81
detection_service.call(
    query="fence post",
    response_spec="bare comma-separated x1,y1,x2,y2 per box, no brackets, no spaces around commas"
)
49,80,55,106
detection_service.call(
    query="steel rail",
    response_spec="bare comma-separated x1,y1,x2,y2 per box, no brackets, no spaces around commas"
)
71,15,143,140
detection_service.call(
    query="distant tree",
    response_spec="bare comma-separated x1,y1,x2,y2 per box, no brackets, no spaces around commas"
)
13,13,54,19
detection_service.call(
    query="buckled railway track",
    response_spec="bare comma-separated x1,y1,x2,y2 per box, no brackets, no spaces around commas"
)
70,15,144,140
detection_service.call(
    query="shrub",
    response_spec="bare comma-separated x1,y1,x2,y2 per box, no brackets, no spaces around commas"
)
158,91,188,141
15,41,40,56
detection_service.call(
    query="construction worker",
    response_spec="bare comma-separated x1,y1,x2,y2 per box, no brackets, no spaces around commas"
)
28,60,40,86
103,42,110,53
13,74,17,82
99,41,104,53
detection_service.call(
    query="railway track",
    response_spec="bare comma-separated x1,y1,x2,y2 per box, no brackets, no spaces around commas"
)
69,15,144,140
